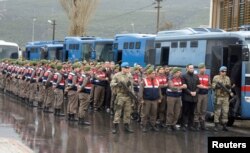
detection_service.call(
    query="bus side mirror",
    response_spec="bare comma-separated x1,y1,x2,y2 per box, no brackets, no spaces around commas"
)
242,48,249,61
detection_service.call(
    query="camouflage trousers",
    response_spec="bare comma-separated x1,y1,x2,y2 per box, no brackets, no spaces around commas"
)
113,93,132,124
194,94,208,122
78,92,90,119
214,96,229,124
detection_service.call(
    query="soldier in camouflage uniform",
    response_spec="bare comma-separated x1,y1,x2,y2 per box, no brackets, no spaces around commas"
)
212,66,233,131
110,62,134,134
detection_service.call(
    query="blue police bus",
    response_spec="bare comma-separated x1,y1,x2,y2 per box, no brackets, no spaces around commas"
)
113,34,156,67
154,27,250,125
64,37,113,62
25,41,64,61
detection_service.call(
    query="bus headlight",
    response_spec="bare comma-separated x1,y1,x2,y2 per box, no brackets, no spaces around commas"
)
244,96,250,103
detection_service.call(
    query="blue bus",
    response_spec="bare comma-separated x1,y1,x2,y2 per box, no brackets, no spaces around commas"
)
25,41,64,61
64,37,113,62
113,34,156,67
154,27,250,125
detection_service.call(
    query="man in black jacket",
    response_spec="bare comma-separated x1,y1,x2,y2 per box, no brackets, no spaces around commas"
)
181,64,200,131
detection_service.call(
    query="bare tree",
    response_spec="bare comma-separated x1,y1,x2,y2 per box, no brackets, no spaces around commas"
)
59,0,98,36
159,21,173,31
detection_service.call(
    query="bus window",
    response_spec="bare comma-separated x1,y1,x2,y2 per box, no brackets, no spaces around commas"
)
190,41,198,48
124,43,128,49
135,42,141,49
180,41,187,48
171,42,178,48
113,43,118,50
129,42,134,49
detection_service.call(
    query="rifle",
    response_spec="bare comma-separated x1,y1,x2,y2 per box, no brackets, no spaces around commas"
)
119,82,139,104
216,82,233,96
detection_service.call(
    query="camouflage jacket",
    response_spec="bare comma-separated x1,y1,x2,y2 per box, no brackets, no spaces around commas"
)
110,72,134,95
212,75,231,97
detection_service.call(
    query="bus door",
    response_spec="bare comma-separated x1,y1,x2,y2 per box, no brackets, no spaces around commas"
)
239,48,250,118
117,50,123,64
160,47,169,66
211,46,224,78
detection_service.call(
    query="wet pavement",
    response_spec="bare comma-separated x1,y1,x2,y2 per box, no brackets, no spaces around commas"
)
1,92,250,153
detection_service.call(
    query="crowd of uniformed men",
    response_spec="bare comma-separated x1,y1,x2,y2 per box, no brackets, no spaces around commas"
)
0,59,233,134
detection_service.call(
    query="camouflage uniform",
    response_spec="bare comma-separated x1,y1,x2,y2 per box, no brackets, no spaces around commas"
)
110,70,134,133
212,74,231,130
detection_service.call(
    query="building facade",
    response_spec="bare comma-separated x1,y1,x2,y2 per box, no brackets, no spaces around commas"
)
210,0,250,31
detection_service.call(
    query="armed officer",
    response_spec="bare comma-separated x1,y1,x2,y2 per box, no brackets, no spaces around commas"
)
110,62,134,134
212,66,233,131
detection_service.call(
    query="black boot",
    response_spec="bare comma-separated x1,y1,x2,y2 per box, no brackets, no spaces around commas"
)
78,118,91,125
222,124,229,131
67,114,72,121
54,109,58,116
214,123,219,132
71,114,78,121
112,123,119,134
124,123,134,133
142,125,147,133
194,122,200,131
200,121,208,131
152,125,159,132
38,103,43,109
57,109,65,116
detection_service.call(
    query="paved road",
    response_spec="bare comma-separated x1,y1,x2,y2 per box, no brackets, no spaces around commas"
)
0,92,250,153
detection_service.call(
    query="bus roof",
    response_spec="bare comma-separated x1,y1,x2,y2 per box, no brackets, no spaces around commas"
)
64,36,113,43
156,28,250,42
26,41,64,47
0,40,19,47
115,33,156,39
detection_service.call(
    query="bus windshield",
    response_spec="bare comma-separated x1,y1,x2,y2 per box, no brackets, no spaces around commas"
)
82,43,92,61
0,45,19,59
48,47,63,61
95,43,113,61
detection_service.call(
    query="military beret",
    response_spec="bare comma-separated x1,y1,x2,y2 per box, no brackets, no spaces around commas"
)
172,67,182,74
146,68,154,74
121,62,130,68
84,66,91,72
56,64,63,70
219,66,227,72
198,63,206,69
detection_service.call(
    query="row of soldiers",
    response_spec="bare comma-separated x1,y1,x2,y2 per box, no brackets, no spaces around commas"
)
0,59,233,134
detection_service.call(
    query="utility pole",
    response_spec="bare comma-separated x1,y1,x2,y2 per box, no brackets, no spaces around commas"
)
32,17,37,41
155,0,162,33
48,19,56,41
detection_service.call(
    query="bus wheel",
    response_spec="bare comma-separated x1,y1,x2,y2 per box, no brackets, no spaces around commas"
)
227,117,235,126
